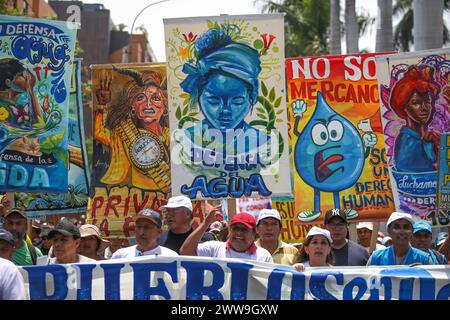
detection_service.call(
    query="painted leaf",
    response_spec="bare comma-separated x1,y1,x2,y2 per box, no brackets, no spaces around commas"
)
176,106,181,119
274,96,282,108
261,81,268,97
269,88,275,102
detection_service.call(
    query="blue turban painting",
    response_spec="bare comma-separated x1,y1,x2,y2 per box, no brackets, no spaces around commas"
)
165,16,291,199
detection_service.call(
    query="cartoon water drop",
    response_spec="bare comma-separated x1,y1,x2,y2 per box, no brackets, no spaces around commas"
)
54,80,67,103
292,92,374,219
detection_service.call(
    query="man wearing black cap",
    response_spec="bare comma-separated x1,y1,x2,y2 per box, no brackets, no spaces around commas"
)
47,219,96,264
324,209,369,266
112,209,178,258
0,228,15,260
3,208,43,265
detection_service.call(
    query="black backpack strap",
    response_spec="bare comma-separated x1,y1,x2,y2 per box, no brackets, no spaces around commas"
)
432,249,443,264
27,243,37,265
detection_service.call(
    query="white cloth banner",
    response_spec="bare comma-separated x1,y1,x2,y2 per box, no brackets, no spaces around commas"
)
18,256,450,300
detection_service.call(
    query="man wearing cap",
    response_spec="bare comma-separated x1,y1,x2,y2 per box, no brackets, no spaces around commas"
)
180,210,273,262
78,224,111,260
255,209,298,265
356,222,385,253
38,223,54,256
3,209,43,265
112,209,178,258
0,229,15,260
47,219,96,264
435,230,450,262
324,209,369,266
367,212,434,266
158,195,213,254
0,257,26,300
411,221,447,264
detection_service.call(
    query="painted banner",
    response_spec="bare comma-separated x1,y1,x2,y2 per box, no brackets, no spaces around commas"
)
18,256,450,300
14,59,90,217
164,14,292,200
287,53,395,225
236,196,272,218
272,200,323,243
436,133,450,226
87,63,173,238
376,49,450,222
0,15,77,192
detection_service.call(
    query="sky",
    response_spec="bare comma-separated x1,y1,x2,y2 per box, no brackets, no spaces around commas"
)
81,0,380,62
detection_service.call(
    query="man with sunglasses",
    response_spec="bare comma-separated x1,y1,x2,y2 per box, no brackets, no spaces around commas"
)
324,209,369,266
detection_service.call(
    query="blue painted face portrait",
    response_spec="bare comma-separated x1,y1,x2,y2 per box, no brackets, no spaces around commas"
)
199,73,251,130
180,28,261,132
295,92,364,192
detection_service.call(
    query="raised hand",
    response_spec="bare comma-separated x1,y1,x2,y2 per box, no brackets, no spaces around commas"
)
204,204,221,226
362,132,377,148
291,99,307,118
96,73,112,107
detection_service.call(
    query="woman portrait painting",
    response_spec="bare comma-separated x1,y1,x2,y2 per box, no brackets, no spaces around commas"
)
94,66,171,193
390,66,441,173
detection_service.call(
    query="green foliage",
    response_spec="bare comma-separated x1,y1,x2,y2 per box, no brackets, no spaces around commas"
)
40,128,68,167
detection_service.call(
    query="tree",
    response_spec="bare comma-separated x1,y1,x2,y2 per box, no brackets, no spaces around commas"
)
257,0,330,57
136,24,148,36
345,0,359,53
375,0,393,52
394,0,450,51
0,0,25,16
414,0,444,50
329,0,342,54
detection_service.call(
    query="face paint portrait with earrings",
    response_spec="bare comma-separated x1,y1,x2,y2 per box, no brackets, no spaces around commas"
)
92,64,171,194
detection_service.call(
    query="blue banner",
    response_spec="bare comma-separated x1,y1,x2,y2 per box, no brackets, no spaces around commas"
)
0,15,77,192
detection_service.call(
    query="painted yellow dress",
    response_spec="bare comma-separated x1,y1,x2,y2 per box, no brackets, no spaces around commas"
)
94,110,170,191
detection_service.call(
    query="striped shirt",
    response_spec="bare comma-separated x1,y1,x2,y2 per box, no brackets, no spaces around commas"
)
255,239,298,265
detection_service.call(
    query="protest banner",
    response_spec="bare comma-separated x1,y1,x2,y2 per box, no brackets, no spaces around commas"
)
18,256,450,300
376,49,450,224
236,196,272,218
286,53,395,225
87,63,172,237
164,14,292,200
272,200,322,243
14,59,90,217
0,15,77,192
437,133,450,226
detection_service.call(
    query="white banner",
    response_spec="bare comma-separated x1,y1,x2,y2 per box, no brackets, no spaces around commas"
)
18,256,450,300
164,14,292,200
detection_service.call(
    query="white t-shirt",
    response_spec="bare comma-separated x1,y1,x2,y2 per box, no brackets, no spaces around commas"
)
0,257,26,300
111,245,178,259
197,241,273,263
48,254,96,264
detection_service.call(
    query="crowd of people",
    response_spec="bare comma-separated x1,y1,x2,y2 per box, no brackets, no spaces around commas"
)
0,195,449,300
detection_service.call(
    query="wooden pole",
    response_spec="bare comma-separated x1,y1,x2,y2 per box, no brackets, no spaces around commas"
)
369,222,380,254
348,222,357,242
227,199,236,221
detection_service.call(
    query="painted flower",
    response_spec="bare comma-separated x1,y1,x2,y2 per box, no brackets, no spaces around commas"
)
0,107,9,121
182,32,198,43
11,104,30,124
177,46,189,60
260,33,276,55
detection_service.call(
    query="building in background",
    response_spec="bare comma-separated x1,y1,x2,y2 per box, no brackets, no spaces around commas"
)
6,0,56,18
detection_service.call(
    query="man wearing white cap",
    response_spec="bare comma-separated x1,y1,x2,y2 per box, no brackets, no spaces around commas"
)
112,209,178,258
255,209,298,265
158,195,213,254
367,212,434,266
356,222,385,253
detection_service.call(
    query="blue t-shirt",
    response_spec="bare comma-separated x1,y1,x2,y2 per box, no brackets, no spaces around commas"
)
428,249,448,264
368,246,433,266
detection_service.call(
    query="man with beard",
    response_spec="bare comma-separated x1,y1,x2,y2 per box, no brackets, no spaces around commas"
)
255,209,298,265
3,209,42,265
411,220,447,264
181,211,273,262
367,212,434,266
112,209,178,258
